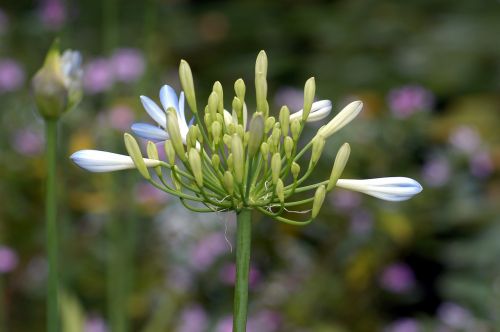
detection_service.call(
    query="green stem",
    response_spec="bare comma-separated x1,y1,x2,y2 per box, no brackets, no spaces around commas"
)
45,119,59,332
233,209,252,332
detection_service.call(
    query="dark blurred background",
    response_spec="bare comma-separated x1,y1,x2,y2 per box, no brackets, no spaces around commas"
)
1,0,499,331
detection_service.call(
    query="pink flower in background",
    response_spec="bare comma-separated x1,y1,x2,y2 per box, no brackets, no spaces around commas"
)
12,129,44,156
330,189,362,212
469,151,494,178
38,0,66,30
191,233,229,271
111,48,145,83
384,318,420,332
135,182,168,205
274,87,304,111
107,105,135,131
220,263,261,287
83,58,114,94
0,8,8,34
388,85,434,119
215,312,280,332
448,126,481,154
84,316,108,332
215,316,233,332
0,246,19,274
379,263,415,293
437,302,474,329
176,305,209,332
0,59,25,93
421,156,450,187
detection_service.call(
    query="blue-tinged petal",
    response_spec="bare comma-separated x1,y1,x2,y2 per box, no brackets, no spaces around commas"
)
70,150,159,172
178,91,186,122
159,85,179,114
131,123,169,141
336,177,422,201
140,96,167,127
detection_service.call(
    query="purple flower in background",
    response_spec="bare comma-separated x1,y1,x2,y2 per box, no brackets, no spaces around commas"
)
349,209,373,235
84,316,108,332
248,310,281,332
379,263,415,293
274,87,304,111
176,305,209,332
220,263,261,287
470,151,494,178
135,182,169,205
330,189,362,212
38,0,66,30
0,59,25,93
448,126,481,154
384,318,420,332
0,8,8,34
83,58,114,94
191,233,229,270
215,316,233,332
111,48,145,83
12,129,44,156
107,105,135,131
421,156,450,187
388,85,434,119
0,246,19,274
437,302,474,329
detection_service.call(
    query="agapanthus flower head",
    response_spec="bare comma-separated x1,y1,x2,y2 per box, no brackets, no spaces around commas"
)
71,51,422,224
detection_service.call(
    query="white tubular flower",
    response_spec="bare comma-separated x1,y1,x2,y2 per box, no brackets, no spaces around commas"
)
290,100,332,122
336,177,423,201
132,85,192,143
70,150,160,172
318,100,363,138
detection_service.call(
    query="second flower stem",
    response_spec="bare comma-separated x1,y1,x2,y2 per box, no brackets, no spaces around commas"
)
233,208,252,332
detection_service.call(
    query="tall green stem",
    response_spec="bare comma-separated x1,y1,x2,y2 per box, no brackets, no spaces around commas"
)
233,209,252,332
45,119,59,332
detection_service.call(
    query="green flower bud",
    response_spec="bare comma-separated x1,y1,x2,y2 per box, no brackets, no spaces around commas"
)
260,142,269,161
32,40,83,120
284,136,294,159
271,126,281,147
271,152,281,185
247,113,264,157
236,124,245,138
310,135,326,166
255,75,268,114
231,134,244,183
171,169,181,190
188,148,203,187
211,154,220,170
265,116,275,133
212,121,222,145
204,112,213,129
291,119,301,141
276,179,284,203
213,81,224,113
208,91,219,119
146,140,162,177
227,122,236,135
124,133,150,179
312,185,326,218
327,143,351,191
223,134,232,148
302,77,315,121
179,59,197,113
279,106,290,137
234,78,246,101
227,153,234,171
232,97,243,124
291,162,300,179
223,171,234,195
187,126,198,151
164,140,175,165
255,50,268,78
166,108,186,161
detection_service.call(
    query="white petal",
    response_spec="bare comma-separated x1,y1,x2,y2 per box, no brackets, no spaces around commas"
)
70,150,160,173
131,123,169,141
159,85,179,113
318,101,363,138
336,177,422,201
290,100,332,122
179,91,186,122
223,109,234,127
140,96,167,127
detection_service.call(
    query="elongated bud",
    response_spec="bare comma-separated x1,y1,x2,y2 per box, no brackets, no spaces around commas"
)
223,134,232,148
166,108,186,161
146,141,161,176
232,97,243,123
327,143,351,191
255,75,268,114
302,77,315,121
231,135,244,183
211,154,220,170
265,116,275,133
271,153,281,185
204,112,213,129
279,106,290,137
171,169,181,190
291,119,301,141
312,185,326,218
310,135,326,166
248,113,264,157
213,81,224,114
188,149,203,187
193,124,203,144
284,136,294,159
164,140,175,165
208,91,219,119
260,142,269,161
267,136,277,154
236,124,245,138
227,153,234,171
276,179,284,203
186,126,198,151
255,50,268,78
124,133,150,179
318,101,363,138
223,171,234,195
211,121,222,145
271,127,281,147
234,78,246,101
179,60,197,113
291,162,300,179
